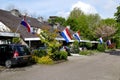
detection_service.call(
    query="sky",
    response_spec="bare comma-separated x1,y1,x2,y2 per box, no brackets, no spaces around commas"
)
0,0,119,19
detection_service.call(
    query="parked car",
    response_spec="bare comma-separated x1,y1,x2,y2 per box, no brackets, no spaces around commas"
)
0,44,31,68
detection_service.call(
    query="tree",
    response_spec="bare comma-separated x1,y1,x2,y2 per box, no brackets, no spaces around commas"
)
66,8,86,31
114,5,120,23
66,8,101,40
38,29,69,60
39,29,61,57
65,18,78,31
87,14,101,29
66,8,88,37
48,16,66,26
68,8,84,19
95,18,117,40
86,14,101,39
100,18,117,27
114,5,120,48
95,25,116,40
114,5,120,39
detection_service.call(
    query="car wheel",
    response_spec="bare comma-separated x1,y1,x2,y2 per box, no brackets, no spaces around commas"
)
5,60,12,68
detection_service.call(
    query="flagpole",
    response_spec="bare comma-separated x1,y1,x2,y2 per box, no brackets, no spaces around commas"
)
15,15,25,34
14,24,20,37
15,24,20,33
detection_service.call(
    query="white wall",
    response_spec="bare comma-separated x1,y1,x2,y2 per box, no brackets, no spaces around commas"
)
0,22,11,32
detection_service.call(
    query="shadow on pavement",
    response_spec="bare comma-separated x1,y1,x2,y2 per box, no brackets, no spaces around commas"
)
105,50,120,56
12,62,36,68
0,62,36,71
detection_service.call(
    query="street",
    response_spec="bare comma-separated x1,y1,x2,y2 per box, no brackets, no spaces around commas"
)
0,52,120,80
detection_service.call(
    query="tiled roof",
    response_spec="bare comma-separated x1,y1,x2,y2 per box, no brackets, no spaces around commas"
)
0,9,48,39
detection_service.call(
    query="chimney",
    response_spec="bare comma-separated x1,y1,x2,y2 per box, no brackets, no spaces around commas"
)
10,9,21,17
37,17,43,22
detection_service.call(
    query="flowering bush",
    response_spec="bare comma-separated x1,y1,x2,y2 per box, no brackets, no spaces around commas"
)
32,56,54,64
108,43,116,49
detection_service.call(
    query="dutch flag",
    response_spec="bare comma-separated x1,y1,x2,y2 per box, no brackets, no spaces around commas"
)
20,16,31,33
73,32,81,42
60,27,72,43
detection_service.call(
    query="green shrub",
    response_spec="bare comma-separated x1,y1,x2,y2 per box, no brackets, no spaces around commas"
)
113,36,120,49
97,43,105,52
79,50,94,55
50,51,59,60
51,51,68,60
32,50,68,64
32,55,38,63
33,50,47,57
72,41,80,53
85,42,92,49
72,47,80,53
59,51,68,60
38,56,54,64
32,55,54,64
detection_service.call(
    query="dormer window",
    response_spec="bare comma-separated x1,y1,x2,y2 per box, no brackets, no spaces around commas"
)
31,27,38,34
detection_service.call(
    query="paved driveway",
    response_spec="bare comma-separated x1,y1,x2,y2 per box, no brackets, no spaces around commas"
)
0,52,120,80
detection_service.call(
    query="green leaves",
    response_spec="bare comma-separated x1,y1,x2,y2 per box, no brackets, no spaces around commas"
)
114,6,120,23
48,16,66,26
12,37,21,44
66,8,101,40
40,30,61,56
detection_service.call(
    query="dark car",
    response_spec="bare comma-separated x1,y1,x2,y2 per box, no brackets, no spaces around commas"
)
0,44,31,68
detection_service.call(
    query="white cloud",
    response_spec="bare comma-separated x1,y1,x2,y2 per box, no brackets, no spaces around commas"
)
56,11,70,19
71,1,98,14
56,1,98,18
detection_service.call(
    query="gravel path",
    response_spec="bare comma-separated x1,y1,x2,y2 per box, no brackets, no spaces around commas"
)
0,52,120,80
